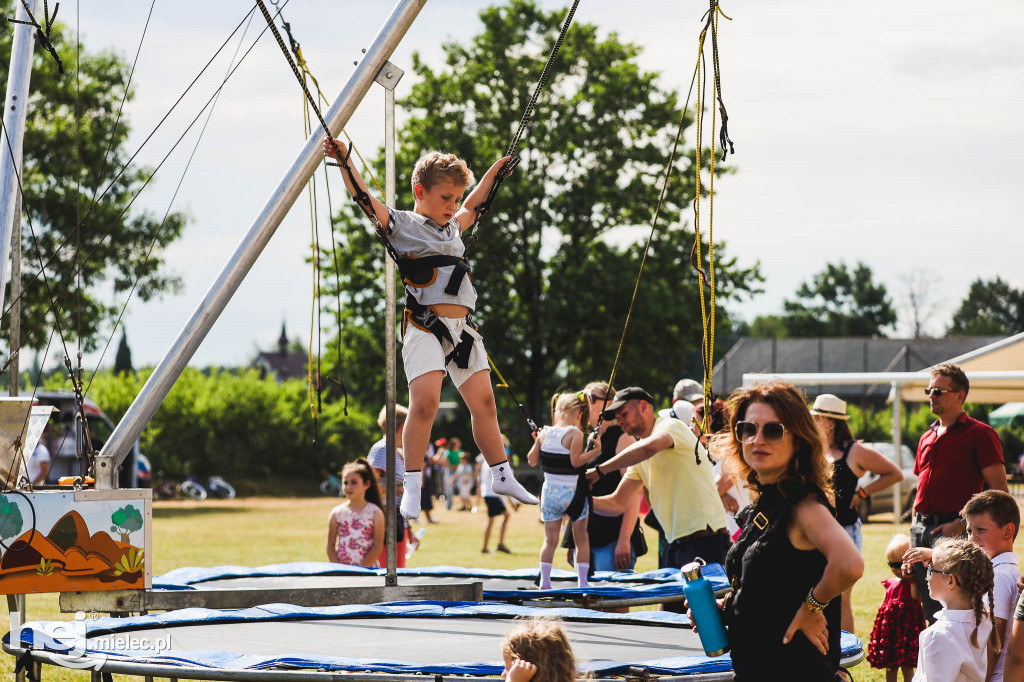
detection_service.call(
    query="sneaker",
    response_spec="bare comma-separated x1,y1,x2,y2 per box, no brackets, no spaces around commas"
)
496,545,512,554
481,548,490,554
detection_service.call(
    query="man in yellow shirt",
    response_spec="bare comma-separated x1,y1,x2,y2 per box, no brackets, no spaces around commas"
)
589,387,729,569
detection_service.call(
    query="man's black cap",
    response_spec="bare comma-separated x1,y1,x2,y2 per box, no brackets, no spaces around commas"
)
601,387,655,420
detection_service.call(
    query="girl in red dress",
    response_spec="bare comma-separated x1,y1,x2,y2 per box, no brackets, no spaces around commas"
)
867,534,926,682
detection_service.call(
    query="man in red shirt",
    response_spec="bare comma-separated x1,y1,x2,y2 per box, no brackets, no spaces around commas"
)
910,362,1007,622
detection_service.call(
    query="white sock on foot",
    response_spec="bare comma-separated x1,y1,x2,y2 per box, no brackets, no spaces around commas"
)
540,562,553,590
489,461,538,505
577,562,590,588
400,472,422,519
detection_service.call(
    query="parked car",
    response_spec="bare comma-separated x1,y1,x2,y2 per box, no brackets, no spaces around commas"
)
33,390,149,488
857,442,917,522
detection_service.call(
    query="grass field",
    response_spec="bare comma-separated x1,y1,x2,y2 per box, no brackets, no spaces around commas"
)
1,497,912,681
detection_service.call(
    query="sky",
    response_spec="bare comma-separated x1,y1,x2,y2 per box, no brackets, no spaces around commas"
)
10,0,1024,372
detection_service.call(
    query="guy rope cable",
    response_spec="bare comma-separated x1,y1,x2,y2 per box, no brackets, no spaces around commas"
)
464,0,581,250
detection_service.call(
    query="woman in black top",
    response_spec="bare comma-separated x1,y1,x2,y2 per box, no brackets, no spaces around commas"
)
562,382,639,571
710,382,863,681
810,393,903,634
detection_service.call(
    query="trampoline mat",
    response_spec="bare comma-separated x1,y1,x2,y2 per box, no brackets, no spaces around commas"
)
90,616,702,663
196,574,653,593
6,603,864,677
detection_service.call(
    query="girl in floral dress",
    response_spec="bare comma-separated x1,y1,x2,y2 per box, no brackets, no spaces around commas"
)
326,459,385,567
868,534,926,682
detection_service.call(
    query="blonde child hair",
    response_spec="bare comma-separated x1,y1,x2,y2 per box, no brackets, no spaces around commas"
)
932,537,1001,652
549,392,589,431
885,534,911,563
411,152,475,192
501,619,577,682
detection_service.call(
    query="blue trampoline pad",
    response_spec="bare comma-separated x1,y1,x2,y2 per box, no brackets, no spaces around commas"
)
5,602,864,680
154,562,728,601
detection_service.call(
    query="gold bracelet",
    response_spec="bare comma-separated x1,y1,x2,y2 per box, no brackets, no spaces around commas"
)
805,587,828,613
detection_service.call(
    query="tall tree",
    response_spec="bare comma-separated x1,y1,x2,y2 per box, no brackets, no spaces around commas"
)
780,262,895,337
319,1,760,424
114,329,133,375
0,5,187,355
897,269,944,338
949,277,1024,336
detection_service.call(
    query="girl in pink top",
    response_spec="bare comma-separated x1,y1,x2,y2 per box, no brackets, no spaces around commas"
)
326,459,385,567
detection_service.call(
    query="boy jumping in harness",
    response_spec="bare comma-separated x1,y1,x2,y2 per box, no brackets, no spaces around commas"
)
323,139,538,519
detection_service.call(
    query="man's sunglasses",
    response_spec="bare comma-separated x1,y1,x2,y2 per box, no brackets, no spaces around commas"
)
924,387,960,397
734,421,787,443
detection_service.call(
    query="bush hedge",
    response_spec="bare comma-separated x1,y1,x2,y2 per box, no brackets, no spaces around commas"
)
44,368,379,479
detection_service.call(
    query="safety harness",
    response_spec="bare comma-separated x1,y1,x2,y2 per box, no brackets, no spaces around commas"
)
396,248,478,370
539,441,588,522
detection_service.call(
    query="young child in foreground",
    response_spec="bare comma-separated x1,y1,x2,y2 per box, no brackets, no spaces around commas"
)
904,490,1020,682
325,459,385,567
867,534,925,682
323,140,537,519
527,392,592,589
910,538,998,682
501,619,578,682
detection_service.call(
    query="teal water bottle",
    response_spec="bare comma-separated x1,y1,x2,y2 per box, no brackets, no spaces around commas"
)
682,559,730,657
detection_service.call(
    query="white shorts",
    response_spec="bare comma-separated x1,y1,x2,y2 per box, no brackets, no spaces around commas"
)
402,315,488,388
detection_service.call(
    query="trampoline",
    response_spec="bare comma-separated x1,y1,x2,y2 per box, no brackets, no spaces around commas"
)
148,562,728,608
4,601,865,681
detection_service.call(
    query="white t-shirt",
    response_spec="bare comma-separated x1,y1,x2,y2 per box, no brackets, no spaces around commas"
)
987,552,1020,682
914,609,992,682
25,442,51,484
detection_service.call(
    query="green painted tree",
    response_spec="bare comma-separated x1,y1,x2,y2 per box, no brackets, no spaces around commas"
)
0,495,24,541
110,504,143,543
319,0,760,429
780,262,896,337
949,277,1024,336
0,3,187,353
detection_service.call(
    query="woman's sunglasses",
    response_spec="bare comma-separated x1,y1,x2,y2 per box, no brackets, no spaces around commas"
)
734,421,787,443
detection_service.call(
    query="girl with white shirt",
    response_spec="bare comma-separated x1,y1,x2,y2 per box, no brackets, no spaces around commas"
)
915,538,999,682
527,392,591,589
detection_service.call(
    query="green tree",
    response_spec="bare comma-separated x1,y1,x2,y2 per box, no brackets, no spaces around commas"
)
780,262,895,337
319,1,761,429
949,277,1024,336
0,5,187,353
114,329,133,375
0,495,24,541
109,504,143,543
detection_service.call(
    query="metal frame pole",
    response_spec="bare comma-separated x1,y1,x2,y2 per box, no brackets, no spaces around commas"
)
0,0,38,337
376,61,404,585
891,381,903,520
97,0,428,484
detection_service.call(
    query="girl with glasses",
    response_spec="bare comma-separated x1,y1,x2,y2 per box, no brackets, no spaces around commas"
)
867,534,925,682
915,538,998,681
705,382,863,681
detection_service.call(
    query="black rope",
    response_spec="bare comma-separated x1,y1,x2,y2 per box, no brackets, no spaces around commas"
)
253,0,397,264
1,5,275,373
0,4,264,333
464,0,581,249
7,0,64,73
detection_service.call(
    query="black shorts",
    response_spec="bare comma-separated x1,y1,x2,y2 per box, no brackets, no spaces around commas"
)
484,496,507,518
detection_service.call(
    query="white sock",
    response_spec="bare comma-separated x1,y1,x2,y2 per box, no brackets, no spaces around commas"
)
400,472,422,519
577,562,590,588
540,562,553,590
489,461,538,505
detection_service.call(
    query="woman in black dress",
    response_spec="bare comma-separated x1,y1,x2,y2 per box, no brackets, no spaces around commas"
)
713,382,864,680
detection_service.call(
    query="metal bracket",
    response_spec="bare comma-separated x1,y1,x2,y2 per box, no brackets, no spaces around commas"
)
374,60,405,91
